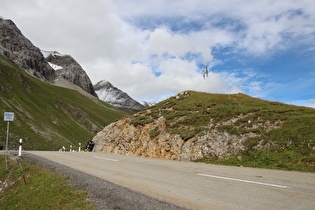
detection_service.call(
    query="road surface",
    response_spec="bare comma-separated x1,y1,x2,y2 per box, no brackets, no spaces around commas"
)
26,151,315,209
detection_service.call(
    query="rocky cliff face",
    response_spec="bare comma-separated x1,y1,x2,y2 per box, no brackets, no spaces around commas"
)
0,18,55,81
94,80,145,113
92,114,280,161
44,51,98,97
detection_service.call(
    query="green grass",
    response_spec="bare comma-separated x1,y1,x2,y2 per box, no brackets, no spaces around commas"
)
0,55,128,150
129,91,315,172
196,150,315,172
0,155,96,209
149,127,160,138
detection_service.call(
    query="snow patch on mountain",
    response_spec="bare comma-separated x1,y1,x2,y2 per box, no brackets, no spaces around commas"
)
41,50,66,58
48,62,63,70
139,101,156,107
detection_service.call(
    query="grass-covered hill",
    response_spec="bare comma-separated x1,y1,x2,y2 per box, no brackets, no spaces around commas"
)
0,55,127,151
97,90,315,172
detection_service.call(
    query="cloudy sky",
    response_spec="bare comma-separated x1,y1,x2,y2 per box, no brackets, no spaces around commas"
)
1,0,315,107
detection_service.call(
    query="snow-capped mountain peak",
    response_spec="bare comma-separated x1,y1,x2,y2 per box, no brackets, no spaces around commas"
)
41,50,66,58
94,80,145,113
138,101,156,107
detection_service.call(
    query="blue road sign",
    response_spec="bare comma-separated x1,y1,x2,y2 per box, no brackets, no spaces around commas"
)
4,112,14,121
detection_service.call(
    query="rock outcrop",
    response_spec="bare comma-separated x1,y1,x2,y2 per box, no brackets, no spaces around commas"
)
92,91,285,161
44,51,98,97
0,18,55,81
94,80,145,113
92,114,278,161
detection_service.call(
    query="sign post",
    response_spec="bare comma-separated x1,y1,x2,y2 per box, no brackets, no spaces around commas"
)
4,112,14,153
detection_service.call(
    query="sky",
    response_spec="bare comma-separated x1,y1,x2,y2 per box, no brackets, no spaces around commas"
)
1,0,315,107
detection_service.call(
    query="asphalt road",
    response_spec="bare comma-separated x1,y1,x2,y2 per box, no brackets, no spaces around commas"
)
25,151,315,210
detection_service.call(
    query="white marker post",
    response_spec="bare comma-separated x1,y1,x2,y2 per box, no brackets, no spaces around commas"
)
79,143,81,152
18,139,22,157
4,112,14,153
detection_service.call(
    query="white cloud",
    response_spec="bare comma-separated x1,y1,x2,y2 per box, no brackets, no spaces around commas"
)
215,69,281,99
286,99,315,109
1,0,314,104
147,27,218,62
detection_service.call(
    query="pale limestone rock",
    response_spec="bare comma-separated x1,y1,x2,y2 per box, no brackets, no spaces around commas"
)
93,113,283,161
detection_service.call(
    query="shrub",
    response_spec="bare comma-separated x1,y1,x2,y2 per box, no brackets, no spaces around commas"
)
149,127,160,138
130,115,153,126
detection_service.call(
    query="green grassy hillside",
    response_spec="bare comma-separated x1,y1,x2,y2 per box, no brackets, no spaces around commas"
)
0,155,97,209
130,91,315,171
0,55,127,151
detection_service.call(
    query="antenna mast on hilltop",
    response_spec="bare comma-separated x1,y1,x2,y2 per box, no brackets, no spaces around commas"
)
203,66,209,93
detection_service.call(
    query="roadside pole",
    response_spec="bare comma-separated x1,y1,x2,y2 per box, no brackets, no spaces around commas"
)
4,112,14,154
3,112,14,171
18,139,22,157
5,121,10,153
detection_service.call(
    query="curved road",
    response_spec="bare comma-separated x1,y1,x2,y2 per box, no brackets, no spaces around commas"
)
26,151,315,209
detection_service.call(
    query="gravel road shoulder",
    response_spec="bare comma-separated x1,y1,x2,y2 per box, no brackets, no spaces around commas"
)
24,153,188,210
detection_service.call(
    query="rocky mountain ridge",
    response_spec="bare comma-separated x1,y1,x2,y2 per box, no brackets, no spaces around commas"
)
0,18,55,81
94,80,145,113
43,50,98,97
0,53,127,150
0,17,146,111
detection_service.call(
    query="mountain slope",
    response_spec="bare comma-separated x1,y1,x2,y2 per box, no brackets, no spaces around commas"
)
0,18,55,81
0,55,127,151
94,80,145,113
93,91,315,171
43,50,98,97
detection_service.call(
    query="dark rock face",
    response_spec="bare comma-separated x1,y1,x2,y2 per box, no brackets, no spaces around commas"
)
94,80,145,113
0,18,56,81
0,18,97,98
45,52,98,97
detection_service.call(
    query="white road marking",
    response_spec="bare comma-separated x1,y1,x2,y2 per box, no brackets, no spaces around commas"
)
94,156,119,162
198,173,289,189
